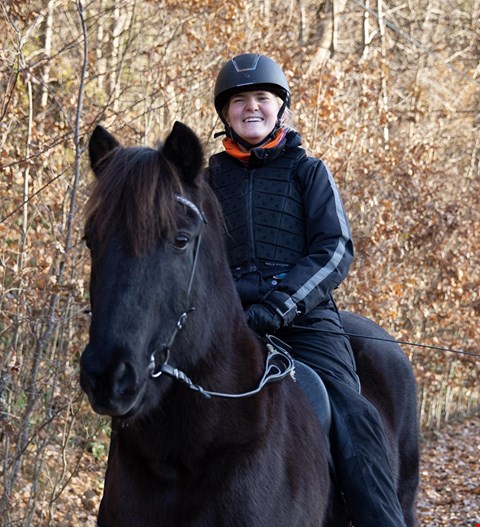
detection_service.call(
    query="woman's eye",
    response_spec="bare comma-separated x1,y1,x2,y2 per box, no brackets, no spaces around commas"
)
173,234,189,251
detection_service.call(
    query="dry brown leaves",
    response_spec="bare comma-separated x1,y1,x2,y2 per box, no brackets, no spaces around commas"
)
417,416,480,527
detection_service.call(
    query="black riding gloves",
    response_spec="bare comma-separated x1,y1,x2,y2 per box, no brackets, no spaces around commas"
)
245,303,283,335
245,291,299,336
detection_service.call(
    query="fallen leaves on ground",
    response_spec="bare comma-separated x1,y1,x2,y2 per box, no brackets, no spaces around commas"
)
417,415,480,526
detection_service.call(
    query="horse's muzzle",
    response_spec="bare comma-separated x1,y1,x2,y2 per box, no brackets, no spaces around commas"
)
80,343,145,417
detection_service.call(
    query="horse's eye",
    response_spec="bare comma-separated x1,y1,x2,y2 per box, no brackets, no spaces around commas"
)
173,233,190,251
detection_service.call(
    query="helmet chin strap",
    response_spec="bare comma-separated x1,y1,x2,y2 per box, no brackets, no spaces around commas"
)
226,122,280,151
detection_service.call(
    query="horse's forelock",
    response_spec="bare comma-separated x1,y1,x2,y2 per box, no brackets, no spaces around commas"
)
86,144,185,254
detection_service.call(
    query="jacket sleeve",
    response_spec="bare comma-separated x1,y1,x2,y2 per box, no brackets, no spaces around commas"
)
265,157,354,322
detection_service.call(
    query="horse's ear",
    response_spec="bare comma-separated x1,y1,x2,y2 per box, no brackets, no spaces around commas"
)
89,125,120,177
162,121,204,184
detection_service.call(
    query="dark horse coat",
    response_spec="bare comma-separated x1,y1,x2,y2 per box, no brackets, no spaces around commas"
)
80,122,419,527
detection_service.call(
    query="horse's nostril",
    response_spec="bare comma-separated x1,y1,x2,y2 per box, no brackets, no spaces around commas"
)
113,361,137,398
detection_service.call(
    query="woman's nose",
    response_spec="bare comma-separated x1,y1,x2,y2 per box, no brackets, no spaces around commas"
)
245,97,259,111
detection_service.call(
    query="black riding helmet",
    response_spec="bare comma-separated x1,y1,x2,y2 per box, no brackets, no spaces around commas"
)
214,54,291,149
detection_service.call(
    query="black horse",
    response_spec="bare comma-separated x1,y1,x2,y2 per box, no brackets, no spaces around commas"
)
80,122,419,527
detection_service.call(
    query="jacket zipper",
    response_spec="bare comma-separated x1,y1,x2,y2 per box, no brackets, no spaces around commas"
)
246,168,257,272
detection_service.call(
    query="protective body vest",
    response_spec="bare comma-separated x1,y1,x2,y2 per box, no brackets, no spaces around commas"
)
209,148,306,277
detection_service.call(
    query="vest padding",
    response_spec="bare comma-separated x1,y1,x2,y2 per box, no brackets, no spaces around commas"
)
209,150,306,273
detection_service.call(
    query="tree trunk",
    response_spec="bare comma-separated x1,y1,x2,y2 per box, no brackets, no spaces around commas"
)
307,0,348,74
40,0,54,108
377,0,389,144
361,0,373,59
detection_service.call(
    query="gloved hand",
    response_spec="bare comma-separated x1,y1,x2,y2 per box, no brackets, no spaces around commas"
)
245,303,283,336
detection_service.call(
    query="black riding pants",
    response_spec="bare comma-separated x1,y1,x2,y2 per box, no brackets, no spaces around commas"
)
279,315,407,527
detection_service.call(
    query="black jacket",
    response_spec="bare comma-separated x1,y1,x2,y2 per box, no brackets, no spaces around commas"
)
208,130,353,324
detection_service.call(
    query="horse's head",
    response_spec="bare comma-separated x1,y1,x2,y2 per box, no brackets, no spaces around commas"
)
80,122,237,418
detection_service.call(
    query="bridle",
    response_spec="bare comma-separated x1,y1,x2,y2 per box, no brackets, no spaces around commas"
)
148,194,206,379
148,194,295,398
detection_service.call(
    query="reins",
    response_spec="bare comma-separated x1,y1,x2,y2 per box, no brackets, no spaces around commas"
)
292,326,480,359
158,335,295,399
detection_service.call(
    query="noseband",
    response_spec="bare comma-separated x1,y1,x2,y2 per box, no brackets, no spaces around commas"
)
148,194,295,399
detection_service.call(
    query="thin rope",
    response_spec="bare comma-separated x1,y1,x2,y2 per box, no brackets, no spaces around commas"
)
310,327,480,359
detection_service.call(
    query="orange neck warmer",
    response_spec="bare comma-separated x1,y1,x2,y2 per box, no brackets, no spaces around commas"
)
222,128,288,162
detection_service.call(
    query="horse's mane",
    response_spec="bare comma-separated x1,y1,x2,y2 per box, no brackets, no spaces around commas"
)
86,144,185,254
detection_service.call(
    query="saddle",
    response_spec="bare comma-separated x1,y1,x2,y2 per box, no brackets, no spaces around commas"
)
294,360,332,451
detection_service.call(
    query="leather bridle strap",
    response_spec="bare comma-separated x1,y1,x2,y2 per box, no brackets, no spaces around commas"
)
148,194,206,379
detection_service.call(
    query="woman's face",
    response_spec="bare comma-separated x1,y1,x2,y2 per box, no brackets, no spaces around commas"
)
226,90,280,147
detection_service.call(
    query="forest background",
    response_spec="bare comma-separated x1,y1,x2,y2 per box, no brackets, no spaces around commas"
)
1,0,479,525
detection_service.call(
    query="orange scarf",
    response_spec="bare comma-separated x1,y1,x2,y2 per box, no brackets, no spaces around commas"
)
222,128,288,162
